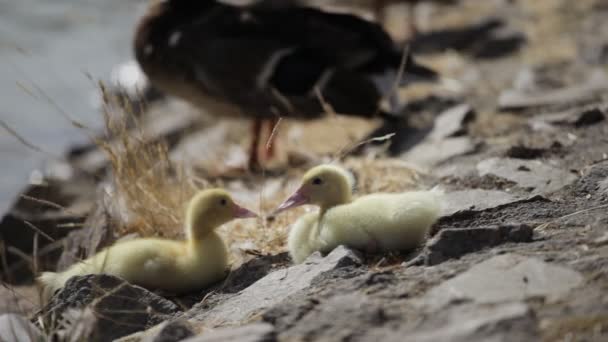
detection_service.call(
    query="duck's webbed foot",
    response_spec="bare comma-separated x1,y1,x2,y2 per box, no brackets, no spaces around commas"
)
248,118,263,171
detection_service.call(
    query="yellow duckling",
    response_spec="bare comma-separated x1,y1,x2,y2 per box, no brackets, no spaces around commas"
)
275,165,442,263
38,189,257,298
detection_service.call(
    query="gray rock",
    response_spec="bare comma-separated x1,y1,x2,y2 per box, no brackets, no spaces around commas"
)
504,145,547,159
268,293,388,342
498,70,608,110
441,189,520,216
429,104,475,140
43,274,181,342
182,323,275,342
423,224,534,265
433,161,478,179
527,106,606,134
573,108,605,127
599,177,608,194
477,158,578,194
391,303,536,342
403,137,477,168
114,319,195,342
402,104,477,168
187,246,361,325
170,123,231,166
593,232,608,246
211,253,291,295
422,254,584,310
0,314,43,342
142,320,195,342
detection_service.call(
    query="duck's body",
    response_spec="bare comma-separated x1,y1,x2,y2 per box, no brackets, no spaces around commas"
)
38,189,256,298
134,0,438,167
276,165,441,263
135,0,436,120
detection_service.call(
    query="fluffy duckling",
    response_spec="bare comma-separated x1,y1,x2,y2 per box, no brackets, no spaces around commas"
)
134,0,438,169
38,189,256,299
274,164,441,263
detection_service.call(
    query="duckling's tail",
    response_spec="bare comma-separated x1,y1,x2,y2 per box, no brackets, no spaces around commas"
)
430,185,445,195
37,272,60,302
429,185,445,215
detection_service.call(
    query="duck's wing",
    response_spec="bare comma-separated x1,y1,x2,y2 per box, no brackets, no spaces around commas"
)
169,3,435,118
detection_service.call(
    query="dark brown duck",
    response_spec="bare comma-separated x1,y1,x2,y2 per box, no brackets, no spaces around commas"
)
134,0,438,168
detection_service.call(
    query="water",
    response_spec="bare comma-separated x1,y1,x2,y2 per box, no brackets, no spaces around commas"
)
0,0,146,213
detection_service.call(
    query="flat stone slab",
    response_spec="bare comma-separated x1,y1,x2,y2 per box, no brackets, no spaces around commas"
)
422,254,584,310
498,71,608,110
441,189,521,216
429,104,474,140
599,177,608,193
403,137,476,168
392,303,536,342
188,246,361,326
116,319,195,342
477,158,578,194
265,293,385,341
0,314,43,342
402,104,477,168
183,323,275,342
423,224,534,265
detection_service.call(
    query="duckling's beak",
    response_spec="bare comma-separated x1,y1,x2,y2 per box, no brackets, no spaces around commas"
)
274,188,309,215
233,204,258,219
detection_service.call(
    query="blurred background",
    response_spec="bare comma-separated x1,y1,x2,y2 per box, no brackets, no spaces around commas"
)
0,0,143,213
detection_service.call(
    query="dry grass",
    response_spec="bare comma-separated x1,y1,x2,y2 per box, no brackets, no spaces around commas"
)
96,84,199,239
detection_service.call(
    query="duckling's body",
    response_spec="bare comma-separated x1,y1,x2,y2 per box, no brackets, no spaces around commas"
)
39,236,227,295
39,189,256,298
276,165,441,263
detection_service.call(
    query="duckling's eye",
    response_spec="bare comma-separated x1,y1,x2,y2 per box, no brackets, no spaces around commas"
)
219,199,227,206
312,177,323,185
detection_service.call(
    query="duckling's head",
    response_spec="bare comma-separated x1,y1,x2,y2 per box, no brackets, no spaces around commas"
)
275,165,355,213
186,189,257,239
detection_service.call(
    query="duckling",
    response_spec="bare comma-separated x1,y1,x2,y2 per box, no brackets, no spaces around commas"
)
274,164,441,263
38,189,257,299
134,0,438,169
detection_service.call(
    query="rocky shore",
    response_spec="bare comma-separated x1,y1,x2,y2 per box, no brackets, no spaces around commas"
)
1,1,607,341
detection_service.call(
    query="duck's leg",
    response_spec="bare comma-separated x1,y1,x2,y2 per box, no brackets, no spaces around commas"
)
248,119,263,170
408,2,419,37
263,117,280,160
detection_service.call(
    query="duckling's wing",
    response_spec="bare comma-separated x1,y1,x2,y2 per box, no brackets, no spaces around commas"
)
321,206,377,251
288,212,326,263
101,239,183,279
